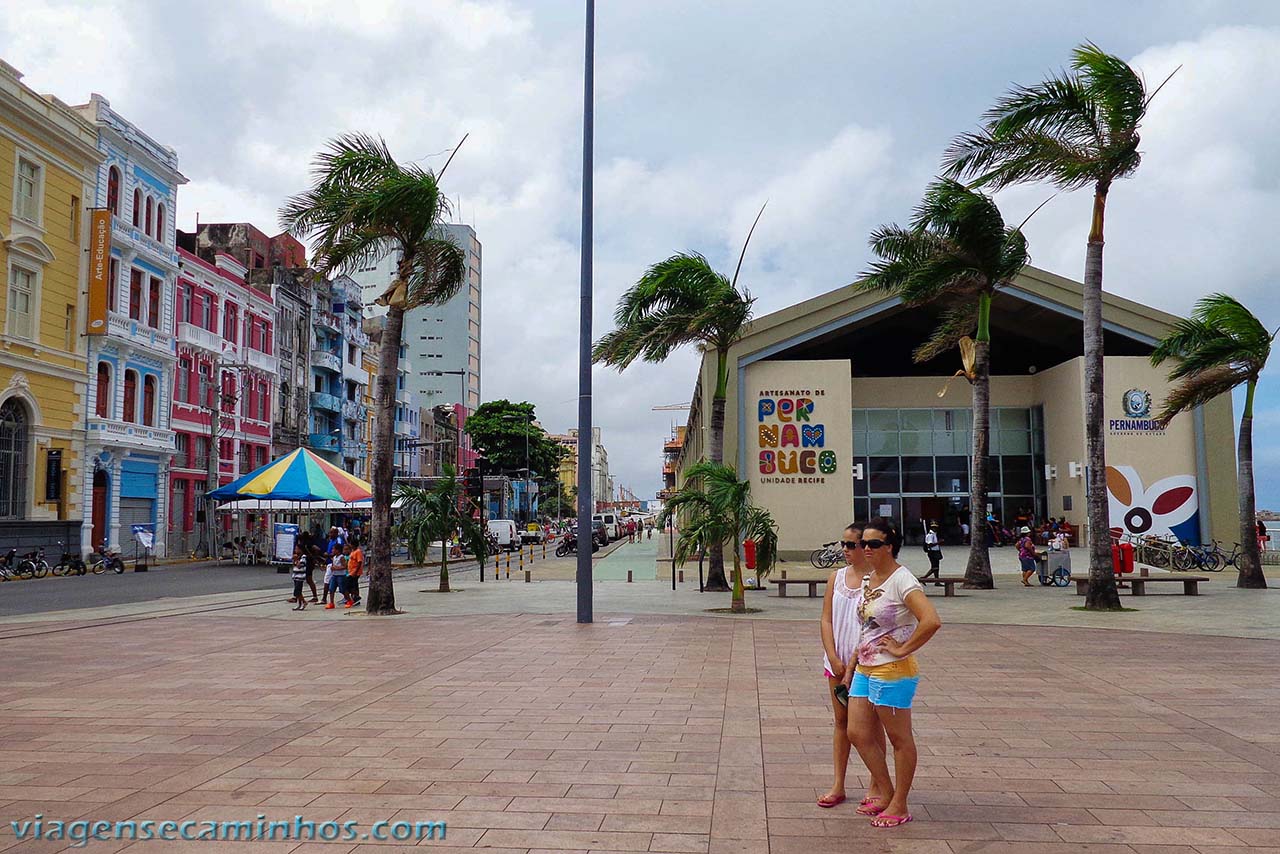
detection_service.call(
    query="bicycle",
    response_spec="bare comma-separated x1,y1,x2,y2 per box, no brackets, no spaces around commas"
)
1210,540,1244,569
0,547,19,581
1130,534,1176,569
50,541,86,577
16,547,49,579
809,541,842,569
1171,541,1226,572
88,545,125,574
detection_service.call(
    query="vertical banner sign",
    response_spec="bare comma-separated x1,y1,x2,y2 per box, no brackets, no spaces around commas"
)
273,523,299,563
87,210,112,335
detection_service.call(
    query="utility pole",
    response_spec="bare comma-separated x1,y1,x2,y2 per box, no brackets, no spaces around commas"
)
576,0,595,624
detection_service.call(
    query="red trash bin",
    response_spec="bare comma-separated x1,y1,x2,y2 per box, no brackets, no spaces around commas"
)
744,538,757,571
1111,541,1135,575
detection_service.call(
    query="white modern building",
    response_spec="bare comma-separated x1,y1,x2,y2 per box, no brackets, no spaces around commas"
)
74,94,186,556
351,222,481,410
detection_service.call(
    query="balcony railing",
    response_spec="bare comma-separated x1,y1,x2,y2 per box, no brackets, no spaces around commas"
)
342,439,367,459
307,433,341,453
108,311,175,356
341,399,368,421
311,350,341,373
314,311,340,332
87,417,177,451
394,419,416,436
176,322,225,354
243,347,276,374
343,362,369,386
310,391,341,413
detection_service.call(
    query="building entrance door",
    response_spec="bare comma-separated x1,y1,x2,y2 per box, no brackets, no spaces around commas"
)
91,469,108,549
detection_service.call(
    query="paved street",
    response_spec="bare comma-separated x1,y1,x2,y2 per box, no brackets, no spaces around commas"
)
2,596,1279,854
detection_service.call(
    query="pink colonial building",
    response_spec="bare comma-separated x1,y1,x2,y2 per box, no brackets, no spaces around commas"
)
167,240,277,555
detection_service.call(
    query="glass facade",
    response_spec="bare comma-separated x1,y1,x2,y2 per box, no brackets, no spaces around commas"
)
852,407,1045,544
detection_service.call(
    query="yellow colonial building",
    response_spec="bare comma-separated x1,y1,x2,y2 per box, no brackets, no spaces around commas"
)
0,61,103,548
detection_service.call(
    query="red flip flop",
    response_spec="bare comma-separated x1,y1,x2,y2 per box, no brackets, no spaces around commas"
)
816,794,846,808
871,813,913,828
855,797,886,816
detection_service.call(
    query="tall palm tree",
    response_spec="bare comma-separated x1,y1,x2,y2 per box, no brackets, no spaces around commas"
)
394,465,488,593
659,461,778,613
857,179,1029,589
282,134,466,615
1151,294,1274,589
943,43,1172,610
593,214,763,591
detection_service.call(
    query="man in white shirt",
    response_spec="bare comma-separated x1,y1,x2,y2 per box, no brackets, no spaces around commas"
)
921,523,942,579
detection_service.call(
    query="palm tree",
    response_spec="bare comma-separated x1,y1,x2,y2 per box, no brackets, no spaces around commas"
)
394,465,489,593
659,461,778,613
943,43,1173,610
857,179,1029,589
593,241,758,591
1151,294,1274,589
281,134,466,615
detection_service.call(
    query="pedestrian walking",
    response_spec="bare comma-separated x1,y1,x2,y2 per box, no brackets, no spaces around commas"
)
347,538,364,606
845,516,942,829
290,548,308,611
920,523,942,580
818,522,873,811
1017,526,1039,586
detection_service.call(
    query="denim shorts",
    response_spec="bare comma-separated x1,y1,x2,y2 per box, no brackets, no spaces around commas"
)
328,574,347,593
851,670,920,710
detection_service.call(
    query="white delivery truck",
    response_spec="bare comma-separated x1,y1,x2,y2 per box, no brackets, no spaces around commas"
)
487,519,519,552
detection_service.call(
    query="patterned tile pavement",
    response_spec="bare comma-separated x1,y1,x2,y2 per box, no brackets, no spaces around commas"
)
1,608,1279,853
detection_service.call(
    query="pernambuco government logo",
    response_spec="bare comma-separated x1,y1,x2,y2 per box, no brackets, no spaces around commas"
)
1121,388,1152,419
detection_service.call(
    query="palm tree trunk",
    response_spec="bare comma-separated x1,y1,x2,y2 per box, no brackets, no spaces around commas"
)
1236,379,1266,588
965,295,994,588
365,297,405,615
730,535,745,613
704,348,731,591
439,538,451,593
1083,188,1122,610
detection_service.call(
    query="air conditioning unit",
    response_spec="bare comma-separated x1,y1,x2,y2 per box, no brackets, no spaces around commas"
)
1068,461,1083,478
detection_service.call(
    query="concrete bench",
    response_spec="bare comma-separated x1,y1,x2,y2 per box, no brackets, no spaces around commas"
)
770,578,826,598
1075,575,1208,596
917,576,963,597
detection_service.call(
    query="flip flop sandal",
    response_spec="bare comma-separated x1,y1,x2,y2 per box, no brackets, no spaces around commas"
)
855,797,886,816
816,794,845,808
871,813,913,828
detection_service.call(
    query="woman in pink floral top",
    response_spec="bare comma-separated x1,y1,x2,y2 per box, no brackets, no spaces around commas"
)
845,517,942,829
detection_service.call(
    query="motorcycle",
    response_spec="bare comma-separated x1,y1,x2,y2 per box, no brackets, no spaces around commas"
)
555,533,578,557
88,544,125,574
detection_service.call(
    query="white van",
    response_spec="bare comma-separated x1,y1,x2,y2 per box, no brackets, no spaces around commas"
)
487,519,519,552
592,513,623,542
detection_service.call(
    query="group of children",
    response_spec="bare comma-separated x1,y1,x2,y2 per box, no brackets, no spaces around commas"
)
289,527,364,612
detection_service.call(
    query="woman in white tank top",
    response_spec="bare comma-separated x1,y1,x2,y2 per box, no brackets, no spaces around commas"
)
818,522,885,811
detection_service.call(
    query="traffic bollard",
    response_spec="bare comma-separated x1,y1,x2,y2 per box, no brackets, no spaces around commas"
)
524,569,531,583
678,569,684,583
505,551,510,579
627,570,633,583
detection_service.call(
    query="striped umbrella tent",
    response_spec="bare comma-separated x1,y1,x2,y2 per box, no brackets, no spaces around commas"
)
208,448,372,504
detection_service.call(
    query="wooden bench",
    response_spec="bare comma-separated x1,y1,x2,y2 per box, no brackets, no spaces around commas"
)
917,576,963,597
1075,575,1208,596
770,578,826,598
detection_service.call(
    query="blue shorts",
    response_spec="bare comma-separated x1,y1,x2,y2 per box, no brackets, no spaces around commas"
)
851,671,920,710
328,574,347,593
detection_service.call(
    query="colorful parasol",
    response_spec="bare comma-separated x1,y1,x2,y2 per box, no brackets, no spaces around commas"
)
208,448,372,503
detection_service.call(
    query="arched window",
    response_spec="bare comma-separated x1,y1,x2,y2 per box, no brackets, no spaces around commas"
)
123,370,138,423
132,189,141,227
142,375,157,427
279,382,289,417
95,362,111,418
144,197,153,237
0,399,29,519
107,167,121,216
156,203,165,240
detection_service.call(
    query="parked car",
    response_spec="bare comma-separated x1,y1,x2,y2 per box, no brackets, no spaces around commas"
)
487,519,519,552
519,523,545,545
591,520,609,548
592,513,623,542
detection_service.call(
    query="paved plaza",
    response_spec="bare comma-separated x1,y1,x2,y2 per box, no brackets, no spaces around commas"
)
2,543,1279,853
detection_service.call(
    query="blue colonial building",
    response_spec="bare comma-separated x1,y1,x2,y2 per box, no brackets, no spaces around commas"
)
73,94,186,556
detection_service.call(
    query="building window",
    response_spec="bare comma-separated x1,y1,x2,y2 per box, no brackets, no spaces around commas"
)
14,157,41,223
148,277,161,330
156,203,165,240
258,380,268,421
129,269,143,321
70,195,80,242
108,258,119,314
144,196,153,237
279,382,289,417
0,399,29,519
221,373,236,414
199,362,213,408
95,362,111,418
107,166,121,216
223,306,237,343
175,432,189,465
122,370,138,423
142,375,157,426
195,436,209,470
132,189,141,227
176,358,190,403
7,265,35,340
348,343,357,363
65,304,75,351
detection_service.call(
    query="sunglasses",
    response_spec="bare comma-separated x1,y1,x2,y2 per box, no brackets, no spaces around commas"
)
840,540,859,549
860,539,888,550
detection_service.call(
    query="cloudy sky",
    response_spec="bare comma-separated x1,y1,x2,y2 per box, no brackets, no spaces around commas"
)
5,1,1280,505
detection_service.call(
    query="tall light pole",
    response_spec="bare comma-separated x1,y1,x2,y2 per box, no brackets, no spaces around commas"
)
576,0,595,624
